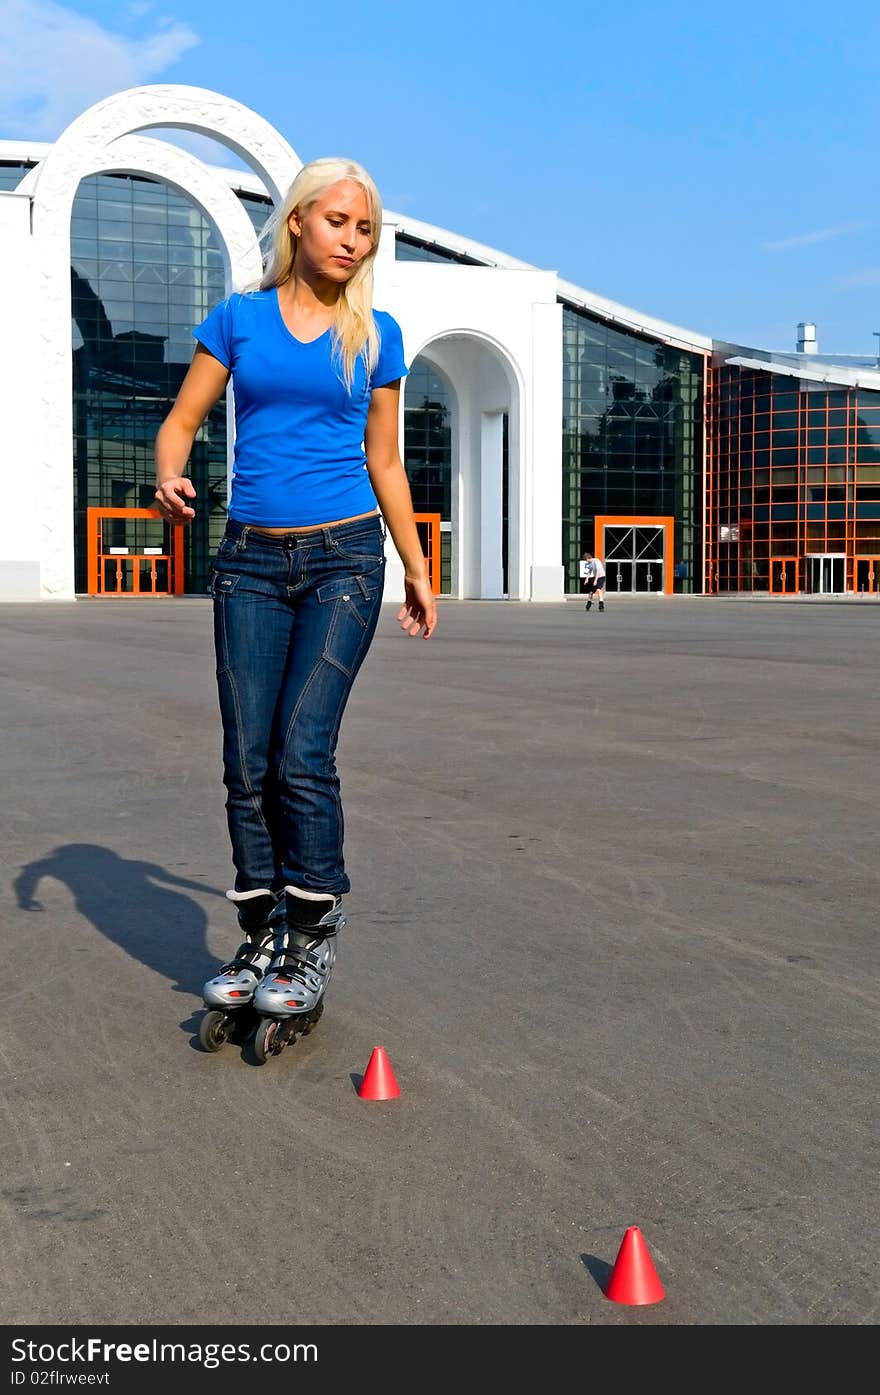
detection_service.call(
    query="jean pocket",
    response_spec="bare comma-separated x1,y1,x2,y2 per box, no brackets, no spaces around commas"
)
317,569,384,675
211,565,288,599
328,535,385,565
208,572,241,598
317,567,382,609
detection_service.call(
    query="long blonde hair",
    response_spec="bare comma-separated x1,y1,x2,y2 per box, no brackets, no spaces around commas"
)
257,157,382,391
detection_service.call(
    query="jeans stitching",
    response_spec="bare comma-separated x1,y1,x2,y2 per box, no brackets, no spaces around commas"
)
217,593,272,842
215,528,382,893
215,587,230,675
322,595,362,674
330,581,383,676
225,667,273,840
320,565,384,670
277,659,324,784
329,545,384,563
278,586,379,782
327,680,353,873
275,661,349,894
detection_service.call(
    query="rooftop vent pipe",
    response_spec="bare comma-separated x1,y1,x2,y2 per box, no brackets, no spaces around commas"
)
797,321,818,353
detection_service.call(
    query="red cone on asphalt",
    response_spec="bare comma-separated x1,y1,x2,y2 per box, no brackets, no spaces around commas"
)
605,1226,666,1305
357,1046,401,1100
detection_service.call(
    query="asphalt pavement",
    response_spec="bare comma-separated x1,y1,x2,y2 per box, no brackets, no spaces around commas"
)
1,595,877,1327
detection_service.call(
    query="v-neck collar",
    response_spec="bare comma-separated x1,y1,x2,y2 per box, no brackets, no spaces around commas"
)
272,289,333,346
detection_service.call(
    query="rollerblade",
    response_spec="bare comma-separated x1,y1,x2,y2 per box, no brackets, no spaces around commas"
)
251,887,345,1064
198,889,282,1052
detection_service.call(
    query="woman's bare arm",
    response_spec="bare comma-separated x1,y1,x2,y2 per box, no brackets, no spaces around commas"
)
154,346,231,524
364,381,437,638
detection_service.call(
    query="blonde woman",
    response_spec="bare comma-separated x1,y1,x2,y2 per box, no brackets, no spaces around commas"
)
154,158,435,1058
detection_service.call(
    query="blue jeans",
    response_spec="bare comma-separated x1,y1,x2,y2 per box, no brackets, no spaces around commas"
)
209,513,385,897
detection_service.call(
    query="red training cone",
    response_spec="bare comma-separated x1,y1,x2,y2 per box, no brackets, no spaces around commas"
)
357,1046,401,1100
604,1226,665,1305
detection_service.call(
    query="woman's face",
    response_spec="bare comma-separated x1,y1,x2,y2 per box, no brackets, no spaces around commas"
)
288,180,373,283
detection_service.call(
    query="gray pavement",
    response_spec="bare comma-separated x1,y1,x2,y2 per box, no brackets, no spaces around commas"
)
1,596,877,1326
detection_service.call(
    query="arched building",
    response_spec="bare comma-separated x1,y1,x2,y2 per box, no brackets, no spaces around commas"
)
2,84,879,603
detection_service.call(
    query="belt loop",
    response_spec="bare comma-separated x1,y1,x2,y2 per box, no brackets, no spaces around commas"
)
236,525,250,553
322,526,334,551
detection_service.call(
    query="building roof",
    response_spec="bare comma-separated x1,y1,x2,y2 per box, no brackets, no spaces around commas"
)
3,137,877,385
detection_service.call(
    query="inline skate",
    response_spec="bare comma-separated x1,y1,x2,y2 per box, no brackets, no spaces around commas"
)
251,887,344,1063
198,888,283,1052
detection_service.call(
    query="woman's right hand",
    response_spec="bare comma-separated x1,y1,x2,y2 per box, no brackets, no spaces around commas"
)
154,476,196,524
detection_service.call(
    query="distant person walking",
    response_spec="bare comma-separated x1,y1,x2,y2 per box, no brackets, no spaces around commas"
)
581,551,606,612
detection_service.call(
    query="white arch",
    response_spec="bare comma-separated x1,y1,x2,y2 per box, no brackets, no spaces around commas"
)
20,85,301,598
408,330,524,598
72,135,264,287
17,84,298,205
410,327,525,400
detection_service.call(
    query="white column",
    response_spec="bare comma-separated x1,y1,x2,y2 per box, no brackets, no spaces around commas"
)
0,193,42,600
529,300,564,600
480,411,505,597
22,85,299,599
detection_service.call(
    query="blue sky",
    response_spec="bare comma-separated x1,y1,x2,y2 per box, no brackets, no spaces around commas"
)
1,0,878,354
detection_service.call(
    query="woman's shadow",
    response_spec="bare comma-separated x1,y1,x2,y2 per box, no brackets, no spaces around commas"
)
13,844,228,1043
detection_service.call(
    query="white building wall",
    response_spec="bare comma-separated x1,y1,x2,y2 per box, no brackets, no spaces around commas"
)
0,192,42,600
0,90,577,604
529,301,565,600
480,411,504,598
375,251,564,600
425,338,510,598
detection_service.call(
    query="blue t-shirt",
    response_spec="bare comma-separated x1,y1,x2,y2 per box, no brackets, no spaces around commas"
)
193,289,408,526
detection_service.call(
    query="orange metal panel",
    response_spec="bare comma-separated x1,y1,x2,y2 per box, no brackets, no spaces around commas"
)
854,555,880,594
770,555,798,595
705,354,714,594
413,512,442,594
594,515,675,595
86,507,184,597
87,509,99,595
173,526,184,594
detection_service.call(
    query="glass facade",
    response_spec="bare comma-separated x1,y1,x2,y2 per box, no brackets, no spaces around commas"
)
404,360,453,593
562,304,704,593
0,162,270,594
0,163,31,188
395,233,483,265
709,366,880,593
9,157,879,600
70,173,271,594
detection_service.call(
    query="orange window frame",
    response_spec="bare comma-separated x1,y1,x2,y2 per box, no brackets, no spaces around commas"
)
413,512,442,595
853,555,880,594
87,507,185,596
770,555,799,595
593,515,675,596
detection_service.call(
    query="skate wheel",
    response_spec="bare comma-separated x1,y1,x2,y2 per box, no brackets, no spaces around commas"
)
301,1000,324,1036
252,1018,282,1064
198,1010,229,1053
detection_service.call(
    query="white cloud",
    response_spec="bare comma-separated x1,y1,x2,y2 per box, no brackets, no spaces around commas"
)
837,268,880,290
0,0,199,139
763,223,863,252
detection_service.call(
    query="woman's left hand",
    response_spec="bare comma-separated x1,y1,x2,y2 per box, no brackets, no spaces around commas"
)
398,573,437,639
